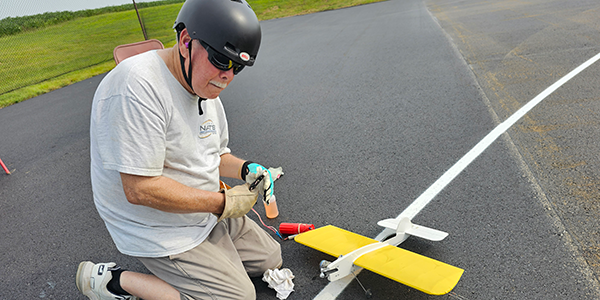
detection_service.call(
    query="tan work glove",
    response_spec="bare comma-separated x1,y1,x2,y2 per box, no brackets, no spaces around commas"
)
217,183,258,222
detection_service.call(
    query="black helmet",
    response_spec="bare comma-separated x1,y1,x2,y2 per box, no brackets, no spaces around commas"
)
174,0,262,67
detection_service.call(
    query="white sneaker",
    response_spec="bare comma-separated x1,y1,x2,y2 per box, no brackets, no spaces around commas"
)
76,261,139,300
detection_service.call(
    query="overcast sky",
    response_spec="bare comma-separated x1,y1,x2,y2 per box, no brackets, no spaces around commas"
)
1,0,155,19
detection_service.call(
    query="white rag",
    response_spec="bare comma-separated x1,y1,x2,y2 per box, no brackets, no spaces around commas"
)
262,268,295,299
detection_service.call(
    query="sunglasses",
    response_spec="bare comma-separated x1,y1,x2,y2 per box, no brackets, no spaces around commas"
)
199,40,245,75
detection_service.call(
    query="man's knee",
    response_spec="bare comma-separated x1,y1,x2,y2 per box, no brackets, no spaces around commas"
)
267,247,283,270
248,246,282,277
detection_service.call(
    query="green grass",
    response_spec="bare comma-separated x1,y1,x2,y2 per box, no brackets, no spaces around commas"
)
251,0,384,20
0,0,383,109
0,0,184,38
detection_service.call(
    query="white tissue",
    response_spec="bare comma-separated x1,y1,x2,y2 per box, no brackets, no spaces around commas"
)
262,268,295,299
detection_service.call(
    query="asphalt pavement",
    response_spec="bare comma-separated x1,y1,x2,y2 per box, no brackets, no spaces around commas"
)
0,0,599,299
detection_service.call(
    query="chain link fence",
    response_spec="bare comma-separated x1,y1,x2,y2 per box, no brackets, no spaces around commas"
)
0,0,183,97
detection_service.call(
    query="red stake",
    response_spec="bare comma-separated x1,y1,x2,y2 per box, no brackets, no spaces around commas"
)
0,158,10,175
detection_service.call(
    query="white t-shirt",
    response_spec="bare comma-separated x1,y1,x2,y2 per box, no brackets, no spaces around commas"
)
90,51,230,257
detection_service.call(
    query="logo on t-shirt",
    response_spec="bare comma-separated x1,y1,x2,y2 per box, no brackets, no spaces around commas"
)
199,120,217,139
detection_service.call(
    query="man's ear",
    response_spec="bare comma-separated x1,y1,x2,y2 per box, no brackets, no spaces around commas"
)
178,28,192,57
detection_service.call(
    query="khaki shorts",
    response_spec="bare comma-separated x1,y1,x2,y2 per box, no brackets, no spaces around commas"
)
137,216,282,300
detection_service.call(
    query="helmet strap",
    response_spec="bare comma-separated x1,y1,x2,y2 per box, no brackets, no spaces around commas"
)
179,40,195,95
178,40,207,115
197,97,206,115
176,30,208,115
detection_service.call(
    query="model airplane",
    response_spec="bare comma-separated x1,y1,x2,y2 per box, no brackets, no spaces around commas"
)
295,217,463,296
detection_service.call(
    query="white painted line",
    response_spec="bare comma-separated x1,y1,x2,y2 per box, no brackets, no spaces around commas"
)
399,51,600,221
313,52,600,300
313,275,357,300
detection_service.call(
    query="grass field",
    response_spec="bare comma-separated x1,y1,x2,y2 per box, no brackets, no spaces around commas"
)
0,0,383,109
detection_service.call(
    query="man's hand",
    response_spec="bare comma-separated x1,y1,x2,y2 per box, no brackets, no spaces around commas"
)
242,162,274,203
217,184,258,222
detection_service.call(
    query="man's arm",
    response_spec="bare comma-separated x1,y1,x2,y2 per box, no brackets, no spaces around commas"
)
120,173,225,214
219,153,245,179
121,153,251,214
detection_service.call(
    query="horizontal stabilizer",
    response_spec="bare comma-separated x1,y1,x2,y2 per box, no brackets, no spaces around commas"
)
407,225,448,241
378,218,448,241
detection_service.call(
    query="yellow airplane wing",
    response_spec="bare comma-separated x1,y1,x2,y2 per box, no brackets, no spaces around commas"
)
354,244,463,295
295,225,377,257
295,225,463,295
